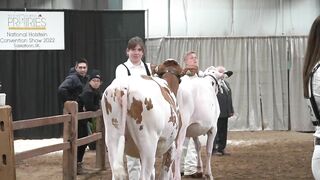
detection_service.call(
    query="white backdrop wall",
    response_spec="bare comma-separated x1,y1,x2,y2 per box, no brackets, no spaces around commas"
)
0,0,113,9
146,36,313,131
123,0,320,37
1,0,318,131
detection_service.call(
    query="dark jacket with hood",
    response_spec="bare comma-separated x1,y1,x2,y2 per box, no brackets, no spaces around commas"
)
78,83,101,112
58,67,88,106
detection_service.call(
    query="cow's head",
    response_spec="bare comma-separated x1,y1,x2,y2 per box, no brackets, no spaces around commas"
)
216,66,233,79
204,66,224,79
204,66,234,94
154,59,183,96
154,59,182,78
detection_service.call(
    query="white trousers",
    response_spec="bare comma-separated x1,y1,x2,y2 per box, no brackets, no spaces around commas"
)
313,144,320,180
126,155,155,179
180,138,197,175
126,155,141,180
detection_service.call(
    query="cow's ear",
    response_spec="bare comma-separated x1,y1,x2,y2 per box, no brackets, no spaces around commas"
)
150,64,158,75
224,71,233,78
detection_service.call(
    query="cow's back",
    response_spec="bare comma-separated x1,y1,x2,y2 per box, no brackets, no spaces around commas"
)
178,75,220,136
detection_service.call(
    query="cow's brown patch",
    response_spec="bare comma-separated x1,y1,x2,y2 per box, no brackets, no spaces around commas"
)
144,98,153,110
112,89,125,106
168,108,177,126
162,147,173,171
120,90,124,97
127,97,143,124
112,89,117,102
112,118,119,128
105,96,112,115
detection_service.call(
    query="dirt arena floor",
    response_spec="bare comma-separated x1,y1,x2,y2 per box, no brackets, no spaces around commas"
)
15,131,315,180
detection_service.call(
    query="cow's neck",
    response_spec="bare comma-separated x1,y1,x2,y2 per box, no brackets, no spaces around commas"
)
162,72,180,96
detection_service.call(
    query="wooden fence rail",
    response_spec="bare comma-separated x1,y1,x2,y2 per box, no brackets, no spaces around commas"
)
0,101,106,180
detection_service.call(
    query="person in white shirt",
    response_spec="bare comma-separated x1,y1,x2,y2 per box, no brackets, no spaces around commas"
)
114,36,151,180
180,51,203,178
302,15,320,180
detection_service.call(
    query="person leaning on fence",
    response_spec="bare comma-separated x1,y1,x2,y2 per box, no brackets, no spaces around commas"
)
302,15,320,180
114,36,152,179
78,69,103,161
57,58,90,175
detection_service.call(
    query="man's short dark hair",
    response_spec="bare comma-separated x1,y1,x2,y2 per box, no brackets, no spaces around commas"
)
75,58,88,66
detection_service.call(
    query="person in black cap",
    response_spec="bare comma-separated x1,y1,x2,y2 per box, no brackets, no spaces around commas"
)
76,69,103,174
79,70,103,112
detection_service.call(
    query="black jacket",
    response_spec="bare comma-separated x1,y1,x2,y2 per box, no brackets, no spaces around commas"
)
58,68,88,104
217,80,234,118
78,83,102,112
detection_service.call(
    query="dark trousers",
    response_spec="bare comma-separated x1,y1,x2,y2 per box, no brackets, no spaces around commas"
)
77,120,89,162
213,117,228,152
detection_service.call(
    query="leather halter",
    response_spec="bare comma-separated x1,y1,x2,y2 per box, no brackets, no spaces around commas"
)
205,74,218,86
158,69,182,83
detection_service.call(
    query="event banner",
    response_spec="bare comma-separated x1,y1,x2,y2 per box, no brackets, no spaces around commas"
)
0,11,64,50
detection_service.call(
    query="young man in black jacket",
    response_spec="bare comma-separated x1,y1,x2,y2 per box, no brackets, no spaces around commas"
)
58,58,89,174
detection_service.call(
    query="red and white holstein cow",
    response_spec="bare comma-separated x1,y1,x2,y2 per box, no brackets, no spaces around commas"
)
101,60,182,180
174,66,224,180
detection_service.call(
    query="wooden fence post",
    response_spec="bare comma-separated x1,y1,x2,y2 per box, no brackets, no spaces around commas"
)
0,105,16,180
62,101,78,180
95,116,106,169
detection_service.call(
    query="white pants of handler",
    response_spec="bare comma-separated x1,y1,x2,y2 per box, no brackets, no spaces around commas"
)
126,155,155,179
312,127,320,180
180,138,198,175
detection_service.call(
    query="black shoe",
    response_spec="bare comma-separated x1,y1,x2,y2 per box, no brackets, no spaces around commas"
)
222,151,230,156
183,172,203,178
213,151,224,156
215,150,230,156
190,172,203,178
77,162,95,175
77,162,84,175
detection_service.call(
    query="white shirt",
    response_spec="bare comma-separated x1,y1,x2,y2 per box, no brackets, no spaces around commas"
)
115,59,151,78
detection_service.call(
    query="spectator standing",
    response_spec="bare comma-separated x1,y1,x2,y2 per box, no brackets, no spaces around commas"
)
58,58,90,175
213,66,234,156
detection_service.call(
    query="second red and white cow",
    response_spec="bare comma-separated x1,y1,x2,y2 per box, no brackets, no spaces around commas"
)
101,60,182,180
174,66,224,180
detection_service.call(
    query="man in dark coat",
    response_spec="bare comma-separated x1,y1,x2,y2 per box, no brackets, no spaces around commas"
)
58,58,89,174
213,67,234,156
58,58,89,103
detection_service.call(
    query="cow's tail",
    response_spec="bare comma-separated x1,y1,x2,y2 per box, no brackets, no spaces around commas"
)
117,86,128,166
102,85,128,179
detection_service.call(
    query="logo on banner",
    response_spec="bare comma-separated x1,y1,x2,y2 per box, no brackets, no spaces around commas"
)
8,13,47,30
